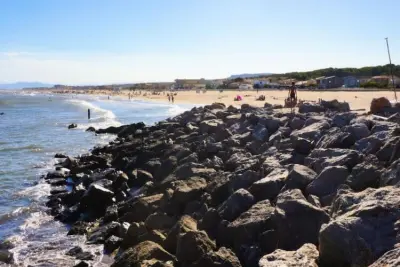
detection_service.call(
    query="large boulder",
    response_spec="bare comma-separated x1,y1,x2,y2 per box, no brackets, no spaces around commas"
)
200,119,224,134
191,247,242,267
258,243,319,267
380,158,400,186
320,99,350,112
112,241,176,267
249,169,288,201
252,123,269,142
376,136,400,163
285,164,317,191
298,103,325,113
217,189,255,221
332,112,357,128
319,186,400,266
275,189,330,250
145,212,177,231
176,230,216,265
223,200,276,250
353,133,385,155
370,97,392,114
304,148,362,173
306,166,349,198
346,158,381,191
170,177,207,208
290,121,330,143
344,123,370,141
79,184,114,215
315,127,355,149
121,194,163,223
370,248,400,267
164,215,198,254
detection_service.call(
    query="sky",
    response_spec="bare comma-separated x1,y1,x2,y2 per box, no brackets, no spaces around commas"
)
0,0,400,84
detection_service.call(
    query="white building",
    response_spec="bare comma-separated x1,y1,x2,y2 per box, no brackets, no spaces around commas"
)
239,84,253,90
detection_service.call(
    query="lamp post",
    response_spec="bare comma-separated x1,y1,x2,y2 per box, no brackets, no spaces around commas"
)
385,37,397,101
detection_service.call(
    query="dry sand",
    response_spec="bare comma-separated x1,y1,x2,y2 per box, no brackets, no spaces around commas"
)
47,89,399,111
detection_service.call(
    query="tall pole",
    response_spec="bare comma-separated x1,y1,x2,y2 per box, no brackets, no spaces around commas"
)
385,37,397,101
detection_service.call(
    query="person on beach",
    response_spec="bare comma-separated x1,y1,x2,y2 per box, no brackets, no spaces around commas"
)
167,94,170,102
171,95,174,103
289,82,297,102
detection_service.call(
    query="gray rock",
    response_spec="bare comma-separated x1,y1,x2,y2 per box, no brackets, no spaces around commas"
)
370,247,400,267
191,247,242,267
176,230,216,265
344,123,370,141
164,215,198,254
217,189,255,221
353,133,385,155
275,189,329,250
346,159,381,191
306,166,349,197
249,169,288,201
285,164,317,190
293,137,314,155
252,123,269,142
381,158,400,186
289,117,305,130
258,243,319,267
319,186,400,266
290,121,330,142
332,112,357,128
298,103,325,113
315,127,355,149
376,136,400,163
79,184,114,215
305,148,362,173
199,119,224,134
320,99,350,112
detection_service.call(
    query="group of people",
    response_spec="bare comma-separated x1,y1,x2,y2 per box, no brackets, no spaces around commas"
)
167,93,175,103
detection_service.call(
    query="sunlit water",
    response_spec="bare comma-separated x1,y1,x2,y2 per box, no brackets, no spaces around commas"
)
0,91,195,266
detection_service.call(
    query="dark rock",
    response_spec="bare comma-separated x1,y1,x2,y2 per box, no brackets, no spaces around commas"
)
121,222,147,249
66,246,83,256
199,119,224,134
376,136,400,163
306,166,349,197
55,153,68,158
290,120,330,142
344,122,370,141
332,112,357,128
86,126,96,132
176,230,216,265
191,247,242,267
298,103,325,113
68,123,78,129
230,170,260,191
79,184,114,216
111,241,176,267
353,133,385,155
164,215,197,254
0,249,13,264
370,247,400,267
275,189,330,250
346,159,381,191
104,204,118,223
285,164,317,191
73,261,90,267
87,221,121,244
258,243,319,267
305,148,362,173
170,177,207,209
316,127,355,149
104,235,123,253
68,221,89,235
199,208,222,239
217,188,255,221
320,99,350,112
249,169,288,201
145,212,177,231
380,158,400,186
120,194,163,223
252,123,269,142
289,117,305,130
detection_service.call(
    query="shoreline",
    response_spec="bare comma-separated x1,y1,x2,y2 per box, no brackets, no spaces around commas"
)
39,98,400,266
29,88,400,111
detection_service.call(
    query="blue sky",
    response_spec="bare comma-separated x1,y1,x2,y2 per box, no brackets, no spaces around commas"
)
0,0,399,84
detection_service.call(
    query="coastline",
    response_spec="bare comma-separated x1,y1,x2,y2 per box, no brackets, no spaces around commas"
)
40,98,400,266
33,88,400,111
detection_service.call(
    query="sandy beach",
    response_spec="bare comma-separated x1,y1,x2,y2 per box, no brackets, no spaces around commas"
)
44,88,399,112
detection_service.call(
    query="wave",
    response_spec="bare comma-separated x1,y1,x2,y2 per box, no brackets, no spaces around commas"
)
0,144,42,153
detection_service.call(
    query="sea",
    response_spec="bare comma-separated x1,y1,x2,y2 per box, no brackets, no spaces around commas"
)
0,91,195,266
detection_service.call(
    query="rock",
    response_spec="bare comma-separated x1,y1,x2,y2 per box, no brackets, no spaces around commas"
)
290,121,330,142
122,222,147,248
289,117,305,130
332,112,357,128
258,243,318,267
176,230,216,264
68,123,78,129
55,153,68,158
68,221,89,235
217,189,255,221
198,208,222,239
249,169,288,201
307,195,321,208
319,186,400,266
73,261,90,267
199,119,224,134
145,212,176,231
112,241,176,267
170,177,207,207
346,159,381,191
131,169,153,187
86,126,96,132
376,136,400,163
104,205,118,223
344,123,370,141
87,221,121,244
353,133,385,155
121,194,163,223
223,200,275,250
252,123,269,142
370,97,392,114
320,99,350,112
370,247,400,267
306,166,349,197
305,148,362,173
275,189,329,250
0,249,13,264
230,170,260,191
191,247,242,267
380,158,400,186
104,235,123,253
298,103,325,113
293,137,314,155
285,164,317,191
79,184,114,216
259,116,280,134
315,127,355,149
164,215,198,254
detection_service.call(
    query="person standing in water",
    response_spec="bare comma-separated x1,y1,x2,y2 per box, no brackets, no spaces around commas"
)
171,94,174,103
167,94,170,102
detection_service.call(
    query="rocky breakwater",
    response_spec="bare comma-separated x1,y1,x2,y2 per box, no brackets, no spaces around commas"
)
43,99,400,267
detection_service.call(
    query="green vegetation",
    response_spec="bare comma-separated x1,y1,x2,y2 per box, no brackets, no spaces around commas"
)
360,80,388,88
265,64,400,80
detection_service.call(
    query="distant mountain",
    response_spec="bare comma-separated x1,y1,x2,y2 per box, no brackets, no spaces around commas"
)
228,73,273,79
0,82,54,90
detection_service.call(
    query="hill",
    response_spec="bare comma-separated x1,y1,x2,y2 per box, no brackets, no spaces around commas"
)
228,73,272,79
0,82,54,90
266,64,400,80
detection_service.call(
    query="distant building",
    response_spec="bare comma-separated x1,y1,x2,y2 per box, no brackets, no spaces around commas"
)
343,76,359,88
318,76,344,89
174,78,208,89
239,84,253,90
371,75,400,86
253,79,272,87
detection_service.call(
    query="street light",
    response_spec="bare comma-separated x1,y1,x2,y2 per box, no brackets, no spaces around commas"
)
385,37,397,101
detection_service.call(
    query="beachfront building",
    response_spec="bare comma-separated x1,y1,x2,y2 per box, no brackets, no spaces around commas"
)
239,84,253,90
174,78,208,90
318,76,344,89
343,76,359,88
370,75,400,87
253,79,271,88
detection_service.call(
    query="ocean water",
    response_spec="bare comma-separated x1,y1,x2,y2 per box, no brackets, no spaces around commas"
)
0,91,194,266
